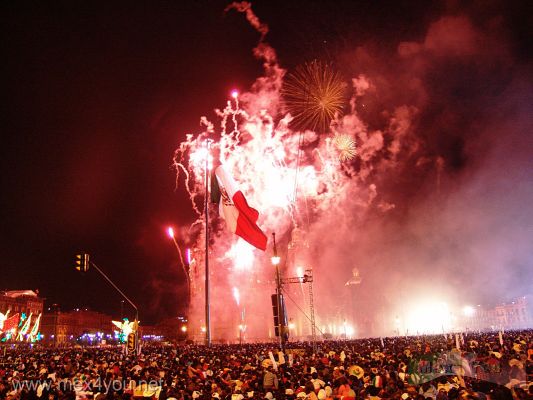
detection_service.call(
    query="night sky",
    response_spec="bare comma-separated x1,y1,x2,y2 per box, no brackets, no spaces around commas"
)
1,1,531,324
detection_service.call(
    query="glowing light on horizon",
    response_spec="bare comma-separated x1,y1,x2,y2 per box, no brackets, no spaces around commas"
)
231,89,239,99
405,301,451,334
344,324,355,337
463,305,475,317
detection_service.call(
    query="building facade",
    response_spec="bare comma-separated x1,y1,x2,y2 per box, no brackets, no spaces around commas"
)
0,290,44,341
41,309,114,345
0,290,44,318
469,297,532,330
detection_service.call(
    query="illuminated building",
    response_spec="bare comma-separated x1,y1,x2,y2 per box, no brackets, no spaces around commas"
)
0,290,44,318
41,308,113,345
463,297,532,331
0,290,44,341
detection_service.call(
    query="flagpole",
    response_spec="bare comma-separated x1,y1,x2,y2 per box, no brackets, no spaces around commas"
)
205,138,211,346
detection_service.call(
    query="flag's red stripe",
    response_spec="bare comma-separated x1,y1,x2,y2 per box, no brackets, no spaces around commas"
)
232,190,267,250
3,314,19,331
235,213,268,251
232,191,259,223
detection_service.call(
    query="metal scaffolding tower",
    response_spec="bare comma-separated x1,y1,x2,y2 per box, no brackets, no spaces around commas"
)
306,269,317,353
280,268,317,353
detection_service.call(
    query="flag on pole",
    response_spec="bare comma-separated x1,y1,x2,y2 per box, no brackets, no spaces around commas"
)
0,310,10,331
211,165,267,251
372,375,383,388
3,313,19,332
17,313,32,340
268,351,278,370
28,313,41,341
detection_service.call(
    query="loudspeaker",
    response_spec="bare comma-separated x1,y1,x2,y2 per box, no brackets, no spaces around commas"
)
271,293,289,339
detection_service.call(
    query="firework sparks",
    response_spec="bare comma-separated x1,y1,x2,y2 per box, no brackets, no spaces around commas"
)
333,133,357,161
225,239,255,271
171,2,405,342
185,248,192,265
233,287,240,306
282,60,347,133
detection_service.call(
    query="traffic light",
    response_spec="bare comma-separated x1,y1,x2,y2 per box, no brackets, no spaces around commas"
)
127,332,137,354
75,253,90,272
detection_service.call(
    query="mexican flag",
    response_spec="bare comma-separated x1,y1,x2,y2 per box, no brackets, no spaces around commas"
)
211,165,267,251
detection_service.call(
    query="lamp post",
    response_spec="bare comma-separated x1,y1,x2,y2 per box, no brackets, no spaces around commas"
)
204,139,211,346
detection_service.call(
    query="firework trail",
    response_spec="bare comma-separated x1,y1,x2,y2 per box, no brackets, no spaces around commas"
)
233,287,240,306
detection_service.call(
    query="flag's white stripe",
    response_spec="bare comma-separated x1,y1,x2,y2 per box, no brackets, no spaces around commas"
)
215,165,238,198
221,202,238,233
216,165,240,233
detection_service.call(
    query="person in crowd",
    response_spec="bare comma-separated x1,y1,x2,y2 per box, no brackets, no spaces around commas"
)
0,330,530,400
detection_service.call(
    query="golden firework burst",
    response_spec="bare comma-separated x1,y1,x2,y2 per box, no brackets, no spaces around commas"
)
282,60,347,133
333,133,357,161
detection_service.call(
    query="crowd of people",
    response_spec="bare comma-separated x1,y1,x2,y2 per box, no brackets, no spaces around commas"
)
0,330,531,400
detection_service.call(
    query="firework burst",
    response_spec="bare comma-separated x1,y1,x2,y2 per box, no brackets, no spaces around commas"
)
282,60,347,133
333,133,357,161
